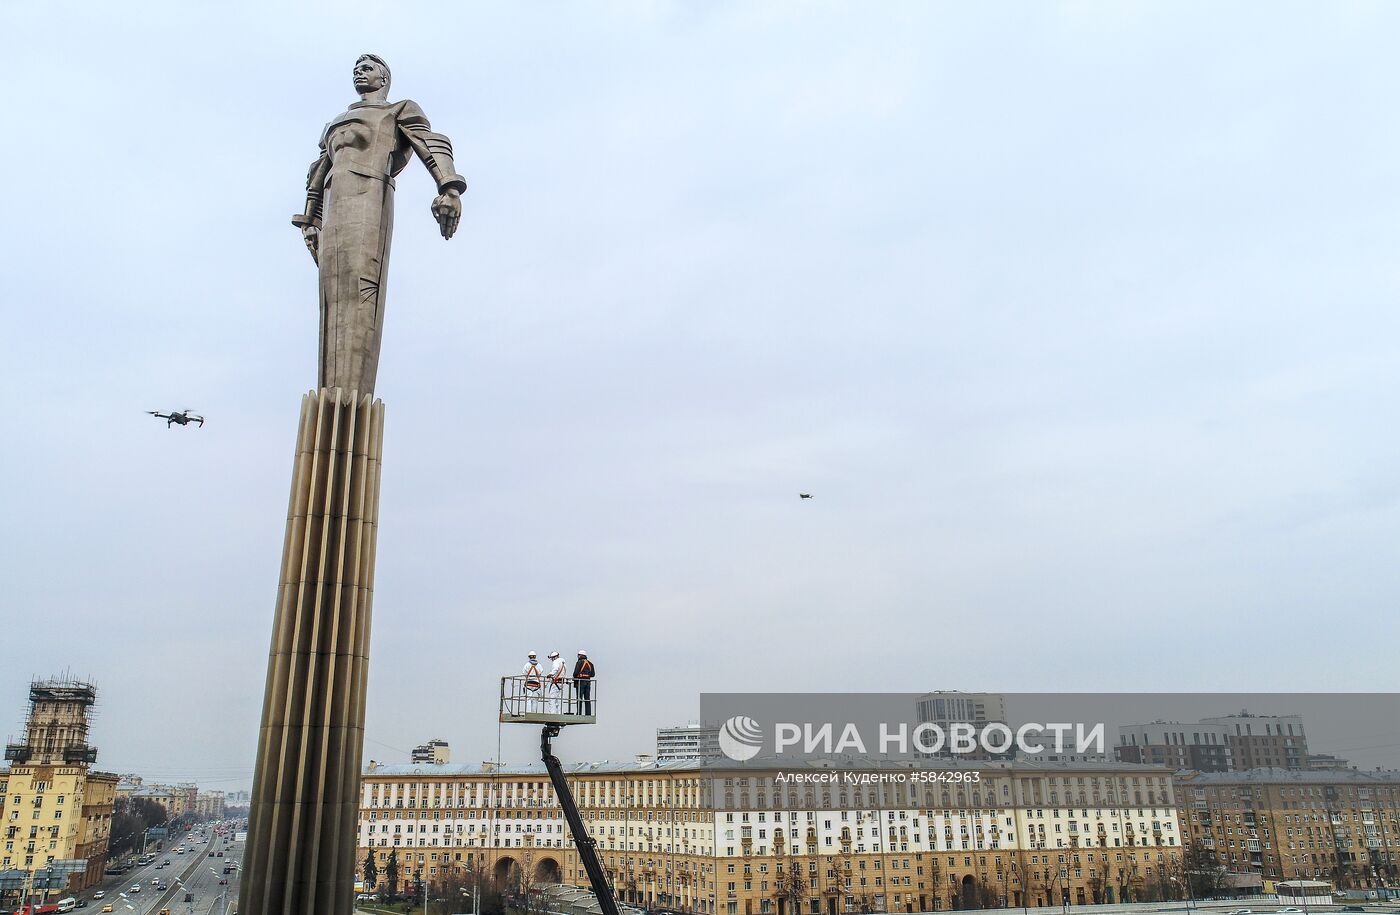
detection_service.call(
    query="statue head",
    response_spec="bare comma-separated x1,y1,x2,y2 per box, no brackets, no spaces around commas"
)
353,54,391,98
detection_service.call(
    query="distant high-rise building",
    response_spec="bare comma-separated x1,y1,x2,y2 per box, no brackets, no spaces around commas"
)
1116,721,1233,771
656,723,720,761
913,691,1011,759
0,677,117,895
1201,711,1308,771
1116,711,1308,772
412,739,450,765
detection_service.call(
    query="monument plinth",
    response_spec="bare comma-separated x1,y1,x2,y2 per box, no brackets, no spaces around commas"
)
243,52,464,915
243,389,383,915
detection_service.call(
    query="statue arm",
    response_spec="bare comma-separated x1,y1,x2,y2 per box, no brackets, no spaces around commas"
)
398,101,468,195
291,145,330,263
291,150,331,230
398,102,466,239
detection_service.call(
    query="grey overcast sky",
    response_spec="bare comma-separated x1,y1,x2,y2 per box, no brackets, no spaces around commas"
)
4,1,1400,790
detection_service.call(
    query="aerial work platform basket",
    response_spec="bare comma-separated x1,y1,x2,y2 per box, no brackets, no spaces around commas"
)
498,674,597,725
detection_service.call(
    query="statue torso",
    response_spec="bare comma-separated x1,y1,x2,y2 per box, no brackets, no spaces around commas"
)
321,101,413,182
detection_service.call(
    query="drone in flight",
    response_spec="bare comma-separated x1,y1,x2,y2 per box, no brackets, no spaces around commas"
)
147,409,205,428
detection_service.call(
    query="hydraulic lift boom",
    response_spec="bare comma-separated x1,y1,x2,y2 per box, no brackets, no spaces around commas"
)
542,724,621,915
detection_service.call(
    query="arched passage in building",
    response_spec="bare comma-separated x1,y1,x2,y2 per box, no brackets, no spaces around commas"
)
535,856,562,884
495,856,519,889
960,875,979,910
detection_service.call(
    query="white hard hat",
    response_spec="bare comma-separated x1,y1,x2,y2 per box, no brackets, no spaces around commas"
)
548,651,560,659
578,649,588,656
528,651,537,657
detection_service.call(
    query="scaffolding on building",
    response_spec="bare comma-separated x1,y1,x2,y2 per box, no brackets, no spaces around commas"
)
4,676,99,766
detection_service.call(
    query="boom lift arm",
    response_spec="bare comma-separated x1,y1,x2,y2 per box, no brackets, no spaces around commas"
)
542,724,622,915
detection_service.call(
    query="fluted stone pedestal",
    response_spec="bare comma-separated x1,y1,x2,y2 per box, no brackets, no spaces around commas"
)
241,388,385,915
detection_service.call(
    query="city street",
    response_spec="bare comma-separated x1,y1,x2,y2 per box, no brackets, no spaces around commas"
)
78,827,240,915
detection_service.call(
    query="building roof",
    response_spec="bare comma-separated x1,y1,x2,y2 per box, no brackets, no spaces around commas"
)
1176,766,1400,786
363,755,1174,778
128,786,177,797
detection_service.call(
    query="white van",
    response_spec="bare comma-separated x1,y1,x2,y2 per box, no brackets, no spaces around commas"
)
57,899,78,913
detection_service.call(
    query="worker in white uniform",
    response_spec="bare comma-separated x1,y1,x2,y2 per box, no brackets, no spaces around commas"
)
522,651,543,713
546,651,566,714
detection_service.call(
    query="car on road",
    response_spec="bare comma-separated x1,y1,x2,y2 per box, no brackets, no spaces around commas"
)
1278,909,1306,914
1227,909,1252,915
100,907,113,914
1339,907,1365,912
90,894,103,901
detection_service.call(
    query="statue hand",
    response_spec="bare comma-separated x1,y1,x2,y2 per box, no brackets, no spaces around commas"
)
432,190,462,240
302,225,320,264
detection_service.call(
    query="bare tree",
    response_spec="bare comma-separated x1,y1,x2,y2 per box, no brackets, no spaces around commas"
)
520,847,538,915
778,857,806,915
1087,868,1108,906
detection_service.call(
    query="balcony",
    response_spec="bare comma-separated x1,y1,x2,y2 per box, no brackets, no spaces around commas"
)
4,743,31,763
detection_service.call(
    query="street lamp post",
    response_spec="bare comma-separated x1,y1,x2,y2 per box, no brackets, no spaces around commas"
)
31,865,55,913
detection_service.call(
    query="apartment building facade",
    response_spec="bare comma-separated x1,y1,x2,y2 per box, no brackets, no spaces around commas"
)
1200,714,1308,772
1176,768,1400,891
0,679,117,894
413,740,452,765
357,759,1183,914
1117,722,1233,772
658,725,721,763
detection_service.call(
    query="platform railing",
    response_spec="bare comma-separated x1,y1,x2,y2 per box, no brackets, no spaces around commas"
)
499,675,598,724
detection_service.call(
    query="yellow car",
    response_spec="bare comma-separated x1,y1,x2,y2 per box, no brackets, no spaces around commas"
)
101,906,114,913
160,909,172,915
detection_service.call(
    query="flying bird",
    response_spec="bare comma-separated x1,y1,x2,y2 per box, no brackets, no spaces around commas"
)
147,410,205,428
799,493,813,499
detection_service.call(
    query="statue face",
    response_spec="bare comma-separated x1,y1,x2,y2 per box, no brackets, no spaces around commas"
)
353,58,388,94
